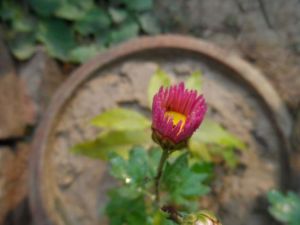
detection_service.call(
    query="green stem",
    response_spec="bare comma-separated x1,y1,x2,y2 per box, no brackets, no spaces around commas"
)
162,205,183,224
155,149,170,205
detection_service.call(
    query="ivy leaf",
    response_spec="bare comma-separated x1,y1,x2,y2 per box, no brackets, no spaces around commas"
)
8,33,36,60
185,70,202,92
69,44,104,63
12,17,35,33
1,0,35,32
91,108,151,131
106,190,149,225
28,0,60,16
268,190,300,225
138,13,161,34
74,8,111,35
108,20,139,45
162,153,210,208
54,0,94,20
71,130,151,160
124,0,153,11
37,19,76,60
109,8,128,25
1,0,20,21
147,69,171,107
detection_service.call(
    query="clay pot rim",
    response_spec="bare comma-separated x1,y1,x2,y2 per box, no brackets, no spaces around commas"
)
29,34,292,225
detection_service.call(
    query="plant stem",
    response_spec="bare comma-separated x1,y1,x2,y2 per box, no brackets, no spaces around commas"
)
155,149,170,204
162,205,183,224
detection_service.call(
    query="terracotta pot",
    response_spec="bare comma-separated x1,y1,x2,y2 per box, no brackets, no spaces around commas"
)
30,35,292,225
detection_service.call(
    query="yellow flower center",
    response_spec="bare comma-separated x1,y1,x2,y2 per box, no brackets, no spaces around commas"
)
164,111,186,131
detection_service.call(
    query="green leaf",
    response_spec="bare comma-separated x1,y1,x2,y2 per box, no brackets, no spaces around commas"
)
74,8,111,35
191,162,214,182
37,19,76,60
189,119,245,168
8,33,36,60
162,153,210,208
106,190,149,225
12,17,35,33
191,119,245,149
148,147,162,175
109,154,129,181
109,8,128,24
268,190,300,225
110,147,155,184
188,142,211,162
124,0,153,11
28,0,60,16
54,0,94,20
108,147,158,199
69,44,104,63
54,5,85,20
0,0,19,21
138,13,161,34
128,147,156,180
1,0,35,32
108,20,139,45
91,108,151,131
71,130,151,160
221,147,239,168
185,70,202,92
147,69,171,106
152,210,178,225
95,32,111,47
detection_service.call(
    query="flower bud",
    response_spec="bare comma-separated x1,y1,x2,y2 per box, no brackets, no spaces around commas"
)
151,82,207,150
182,211,221,225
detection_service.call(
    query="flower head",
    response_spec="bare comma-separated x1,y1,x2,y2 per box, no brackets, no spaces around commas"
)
182,211,221,225
151,82,207,150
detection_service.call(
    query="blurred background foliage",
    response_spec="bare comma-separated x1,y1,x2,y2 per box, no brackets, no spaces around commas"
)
0,0,161,63
268,190,300,225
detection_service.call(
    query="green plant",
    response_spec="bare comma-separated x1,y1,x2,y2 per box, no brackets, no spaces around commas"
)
0,0,161,63
71,69,246,224
106,147,211,224
268,190,300,225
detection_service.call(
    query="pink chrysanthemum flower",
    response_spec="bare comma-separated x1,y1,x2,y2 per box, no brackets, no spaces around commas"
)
152,82,207,150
